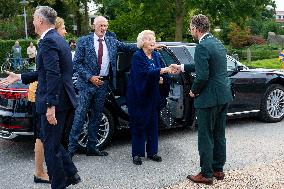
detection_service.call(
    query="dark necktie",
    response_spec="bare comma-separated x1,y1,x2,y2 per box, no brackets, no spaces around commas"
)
98,38,103,68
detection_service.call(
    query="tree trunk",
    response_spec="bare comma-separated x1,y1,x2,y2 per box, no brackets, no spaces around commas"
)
175,0,185,41
76,10,81,35
83,0,89,34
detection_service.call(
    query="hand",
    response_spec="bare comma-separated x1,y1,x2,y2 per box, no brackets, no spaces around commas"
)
154,43,166,50
189,90,197,98
159,77,163,84
89,76,104,87
160,67,171,74
169,64,181,74
0,71,21,87
46,106,57,125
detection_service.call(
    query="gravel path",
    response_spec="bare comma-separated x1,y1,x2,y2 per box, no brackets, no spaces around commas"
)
164,160,284,189
0,118,283,189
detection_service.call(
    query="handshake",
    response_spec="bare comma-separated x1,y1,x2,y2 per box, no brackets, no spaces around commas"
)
160,64,182,74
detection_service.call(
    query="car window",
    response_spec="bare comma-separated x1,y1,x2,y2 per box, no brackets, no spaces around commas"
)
117,52,132,72
158,49,178,66
226,55,237,71
169,46,194,65
185,46,196,60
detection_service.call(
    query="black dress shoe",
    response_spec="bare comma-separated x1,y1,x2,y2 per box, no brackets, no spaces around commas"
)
66,173,81,187
148,154,162,162
34,175,50,184
133,156,142,165
86,148,108,156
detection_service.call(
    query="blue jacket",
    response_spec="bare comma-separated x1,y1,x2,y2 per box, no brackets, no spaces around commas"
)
127,49,169,128
74,33,137,90
21,29,77,113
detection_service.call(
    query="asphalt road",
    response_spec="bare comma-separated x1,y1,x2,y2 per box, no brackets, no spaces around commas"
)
0,117,283,189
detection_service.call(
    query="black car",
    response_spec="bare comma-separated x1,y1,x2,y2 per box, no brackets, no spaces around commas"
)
0,42,284,149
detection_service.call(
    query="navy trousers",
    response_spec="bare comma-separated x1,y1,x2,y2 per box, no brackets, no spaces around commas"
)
40,109,78,189
68,82,108,153
131,110,159,157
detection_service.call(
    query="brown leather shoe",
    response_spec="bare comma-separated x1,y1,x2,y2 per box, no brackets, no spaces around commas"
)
213,171,225,180
187,173,213,185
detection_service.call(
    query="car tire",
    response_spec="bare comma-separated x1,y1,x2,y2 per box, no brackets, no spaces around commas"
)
77,107,114,151
259,84,284,122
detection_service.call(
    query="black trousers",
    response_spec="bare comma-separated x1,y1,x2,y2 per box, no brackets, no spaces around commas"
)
40,109,77,189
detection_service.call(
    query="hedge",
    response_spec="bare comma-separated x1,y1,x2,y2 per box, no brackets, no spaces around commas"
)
0,39,38,65
243,58,284,69
226,44,281,61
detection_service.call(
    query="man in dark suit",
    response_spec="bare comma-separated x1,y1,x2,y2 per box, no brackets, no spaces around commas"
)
170,14,233,185
67,16,138,157
0,6,81,189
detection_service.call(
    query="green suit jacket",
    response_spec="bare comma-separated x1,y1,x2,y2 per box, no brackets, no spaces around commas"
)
185,33,233,108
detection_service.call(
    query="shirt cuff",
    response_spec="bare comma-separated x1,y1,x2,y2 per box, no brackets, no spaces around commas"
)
18,74,22,81
181,64,185,72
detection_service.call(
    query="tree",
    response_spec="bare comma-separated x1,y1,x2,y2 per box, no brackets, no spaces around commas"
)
190,0,274,27
0,0,20,19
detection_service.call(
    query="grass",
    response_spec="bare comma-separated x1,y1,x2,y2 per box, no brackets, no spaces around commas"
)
242,58,284,69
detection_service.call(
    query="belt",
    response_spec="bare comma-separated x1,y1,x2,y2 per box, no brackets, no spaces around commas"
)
100,76,109,81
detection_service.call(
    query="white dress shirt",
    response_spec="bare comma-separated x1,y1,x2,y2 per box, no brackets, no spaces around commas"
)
40,28,54,39
93,34,110,76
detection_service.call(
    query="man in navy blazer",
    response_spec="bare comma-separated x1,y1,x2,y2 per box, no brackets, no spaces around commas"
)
1,6,81,189
68,16,138,157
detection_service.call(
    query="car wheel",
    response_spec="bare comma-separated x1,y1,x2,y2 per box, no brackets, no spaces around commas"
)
259,84,284,122
77,108,114,151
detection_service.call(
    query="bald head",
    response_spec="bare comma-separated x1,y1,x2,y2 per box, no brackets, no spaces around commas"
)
93,16,108,38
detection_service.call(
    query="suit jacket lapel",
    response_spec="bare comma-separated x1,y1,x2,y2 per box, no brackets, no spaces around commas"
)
87,33,97,61
105,37,111,52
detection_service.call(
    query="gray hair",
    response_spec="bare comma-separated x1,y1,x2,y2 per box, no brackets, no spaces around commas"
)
136,30,155,48
35,6,57,25
93,16,108,26
190,14,210,33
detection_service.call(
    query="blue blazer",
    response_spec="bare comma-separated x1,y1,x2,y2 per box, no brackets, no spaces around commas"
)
21,29,77,113
73,33,137,90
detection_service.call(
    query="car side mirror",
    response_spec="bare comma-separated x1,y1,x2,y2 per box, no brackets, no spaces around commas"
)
237,65,244,71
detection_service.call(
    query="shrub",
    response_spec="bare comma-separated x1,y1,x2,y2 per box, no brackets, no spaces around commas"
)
247,36,266,45
0,17,25,40
243,58,283,69
227,23,251,48
227,44,280,61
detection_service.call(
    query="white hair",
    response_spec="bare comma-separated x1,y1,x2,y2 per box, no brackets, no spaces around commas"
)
93,16,108,26
136,30,155,48
35,6,57,25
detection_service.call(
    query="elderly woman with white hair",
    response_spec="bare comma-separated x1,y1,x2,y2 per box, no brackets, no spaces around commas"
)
127,30,171,165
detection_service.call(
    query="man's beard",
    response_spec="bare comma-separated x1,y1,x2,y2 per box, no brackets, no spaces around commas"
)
192,34,198,42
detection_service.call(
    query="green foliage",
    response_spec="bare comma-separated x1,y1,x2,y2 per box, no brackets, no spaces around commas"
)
262,21,284,39
0,0,278,42
107,1,177,41
0,40,37,65
227,44,280,61
227,23,251,48
0,0,20,19
0,17,25,40
243,58,283,69
189,0,273,27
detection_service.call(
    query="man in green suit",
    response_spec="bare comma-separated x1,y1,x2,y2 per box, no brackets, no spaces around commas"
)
170,14,233,185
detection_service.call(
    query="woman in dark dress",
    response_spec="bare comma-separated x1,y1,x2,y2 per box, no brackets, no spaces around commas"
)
127,30,171,165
